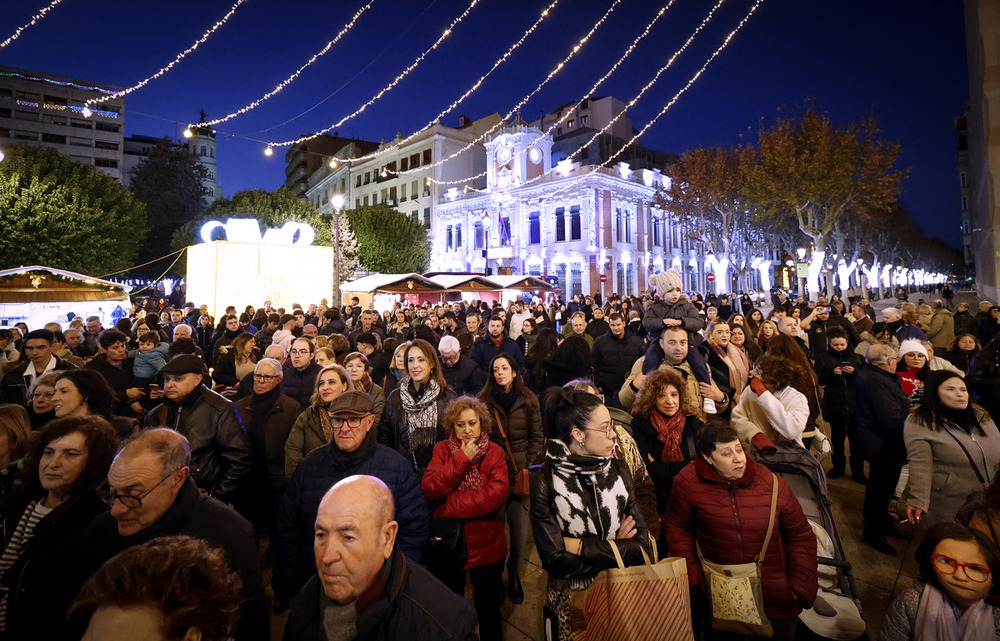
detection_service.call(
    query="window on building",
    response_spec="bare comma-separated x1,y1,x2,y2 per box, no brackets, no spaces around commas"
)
355,198,361,207
446,225,453,250
474,221,483,249
963,220,971,234
372,193,378,205
356,175,362,188
962,195,969,210
456,225,462,248
555,207,566,241
567,119,574,128
411,180,419,199
423,178,431,197
960,171,967,187
199,145,206,156
363,195,369,206
557,127,563,136
94,140,118,150
652,218,660,247
95,122,119,132
412,210,419,222
617,263,625,295
400,183,407,201
389,186,397,203
529,211,540,244
94,158,118,168
615,208,622,242
626,263,634,295
410,153,420,168
625,210,631,243
364,171,371,185
424,208,431,230
400,157,409,171
570,205,582,240
580,115,588,126
499,217,511,246
423,149,432,165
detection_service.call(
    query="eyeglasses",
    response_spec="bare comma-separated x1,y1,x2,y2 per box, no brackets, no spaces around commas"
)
583,421,615,437
253,373,281,381
931,554,992,583
290,349,312,356
97,469,180,509
332,416,369,429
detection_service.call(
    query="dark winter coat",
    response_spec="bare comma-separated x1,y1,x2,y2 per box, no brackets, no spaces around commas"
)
0,487,107,641
664,457,818,622
273,426,428,605
378,381,456,473
144,384,252,503
280,361,322,409
530,456,650,582
470,334,525,373
481,389,544,485
0,355,77,405
642,296,704,345
283,546,477,641
85,354,137,413
75,479,269,641
422,440,508,569
968,342,1000,425
234,392,301,501
814,347,863,421
631,413,704,510
442,355,486,396
854,363,910,461
591,330,646,406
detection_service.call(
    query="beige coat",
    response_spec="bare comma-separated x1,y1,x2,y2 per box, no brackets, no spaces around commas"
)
619,356,711,420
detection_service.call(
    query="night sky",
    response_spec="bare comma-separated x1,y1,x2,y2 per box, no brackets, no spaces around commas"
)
1,0,968,246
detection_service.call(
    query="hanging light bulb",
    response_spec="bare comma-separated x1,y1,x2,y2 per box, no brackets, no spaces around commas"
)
264,146,274,157
81,106,92,118
329,158,337,169
183,128,193,139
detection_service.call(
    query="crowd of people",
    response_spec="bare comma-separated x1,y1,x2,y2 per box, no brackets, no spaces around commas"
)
0,273,997,640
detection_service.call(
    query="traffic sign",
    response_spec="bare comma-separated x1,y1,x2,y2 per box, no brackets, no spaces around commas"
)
599,274,607,282
706,273,715,282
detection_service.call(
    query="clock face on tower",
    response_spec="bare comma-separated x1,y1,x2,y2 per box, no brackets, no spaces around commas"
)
528,146,542,164
496,145,513,166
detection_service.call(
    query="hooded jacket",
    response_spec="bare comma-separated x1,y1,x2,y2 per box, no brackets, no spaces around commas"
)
664,457,817,622
642,296,704,345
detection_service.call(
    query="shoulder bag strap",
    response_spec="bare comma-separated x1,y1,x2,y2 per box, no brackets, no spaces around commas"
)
941,424,990,487
756,473,780,565
492,409,520,474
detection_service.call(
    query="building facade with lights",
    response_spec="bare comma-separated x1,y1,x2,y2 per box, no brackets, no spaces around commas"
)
0,65,124,179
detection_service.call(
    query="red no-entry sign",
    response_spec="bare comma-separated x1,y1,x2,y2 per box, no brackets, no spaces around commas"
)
600,274,607,282
706,273,716,282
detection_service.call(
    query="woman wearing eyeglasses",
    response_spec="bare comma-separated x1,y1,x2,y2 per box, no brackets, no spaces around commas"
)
531,388,650,641
0,415,118,639
283,364,355,477
880,522,1000,640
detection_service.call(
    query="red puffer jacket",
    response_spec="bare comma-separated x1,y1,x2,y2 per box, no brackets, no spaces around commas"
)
422,439,509,570
664,457,817,622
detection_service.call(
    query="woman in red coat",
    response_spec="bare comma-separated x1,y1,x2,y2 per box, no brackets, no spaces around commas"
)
664,425,818,640
422,395,509,641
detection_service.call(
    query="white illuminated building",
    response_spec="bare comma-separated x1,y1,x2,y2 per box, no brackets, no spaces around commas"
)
434,120,710,298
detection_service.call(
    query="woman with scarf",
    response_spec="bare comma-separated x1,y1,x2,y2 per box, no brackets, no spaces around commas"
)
422,396,508,641
342,351,385,424
698,319,750,414
379,339,457,475
515,318,538,356
530,388,650,641
283,364,354,477
631,369,704,514
381,341,410,399
880,523,1000,640
904,371,1000,529
729,324,763,368
479,353,544,605
898,339,932,406
756,319,778,348
945,333,981,373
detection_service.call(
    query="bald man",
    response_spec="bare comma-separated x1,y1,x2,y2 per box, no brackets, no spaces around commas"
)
284,475,477,641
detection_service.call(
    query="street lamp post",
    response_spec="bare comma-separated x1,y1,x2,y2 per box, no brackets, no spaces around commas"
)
795,247,807,296
331,193,345,308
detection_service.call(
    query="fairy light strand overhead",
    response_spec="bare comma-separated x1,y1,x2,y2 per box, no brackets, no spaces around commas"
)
82,0,251,113
195,0,377,129
409,0,682,183
426,0,727,187
0,0,68,51
257,0,486,150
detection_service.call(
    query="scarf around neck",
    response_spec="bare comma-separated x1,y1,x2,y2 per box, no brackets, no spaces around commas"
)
545,439,629,540
650,410,686,462
446,431,491,492
400,377,442,463
915,582,995,641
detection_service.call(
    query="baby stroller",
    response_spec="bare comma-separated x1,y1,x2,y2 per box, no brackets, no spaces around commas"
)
752,442,868,641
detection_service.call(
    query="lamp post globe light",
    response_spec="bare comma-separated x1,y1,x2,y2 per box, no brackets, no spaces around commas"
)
331,193,346,308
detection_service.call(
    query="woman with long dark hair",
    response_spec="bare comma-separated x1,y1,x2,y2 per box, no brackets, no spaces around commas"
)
378,339,456,474
897,339,932,405
945,332,981,373
478,353,543,604
524,328,560,395
904,371,1000,527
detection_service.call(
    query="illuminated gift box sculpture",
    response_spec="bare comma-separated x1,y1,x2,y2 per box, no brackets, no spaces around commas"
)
186,218,332,320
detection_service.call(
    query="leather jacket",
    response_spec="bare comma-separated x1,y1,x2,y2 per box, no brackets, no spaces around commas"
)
144,384,251,503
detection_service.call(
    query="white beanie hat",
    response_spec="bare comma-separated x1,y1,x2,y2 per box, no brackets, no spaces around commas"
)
649,269,683,294
897,339,926,359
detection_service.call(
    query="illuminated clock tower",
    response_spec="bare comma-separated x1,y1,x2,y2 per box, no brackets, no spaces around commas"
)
483,113,553,193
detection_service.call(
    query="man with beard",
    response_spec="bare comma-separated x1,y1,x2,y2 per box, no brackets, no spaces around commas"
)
280,338,322,408
471,316,524,375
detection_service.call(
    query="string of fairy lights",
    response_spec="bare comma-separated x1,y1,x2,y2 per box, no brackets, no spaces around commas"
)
0,0,67,51
423,0,729,188
81,0,251,113
194,0,376,129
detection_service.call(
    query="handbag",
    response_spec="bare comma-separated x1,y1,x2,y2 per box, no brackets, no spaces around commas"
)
427,516,466,565
571,539,695,641
697,472,779,637
493,409,530,498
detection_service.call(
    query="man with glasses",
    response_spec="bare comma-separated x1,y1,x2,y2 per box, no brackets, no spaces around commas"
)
234,358,301,539
75,428,269,641
144,354,251,506
280,337,322,408
272,391,428,611
856,344,910,555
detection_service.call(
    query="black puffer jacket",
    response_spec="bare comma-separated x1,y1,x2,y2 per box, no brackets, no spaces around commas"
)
591,330,646,405
144,384,251,503
284,546,477,641
530,453,650,582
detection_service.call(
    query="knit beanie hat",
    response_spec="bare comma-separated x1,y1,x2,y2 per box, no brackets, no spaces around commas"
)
649,269,683,294
897,339,926,359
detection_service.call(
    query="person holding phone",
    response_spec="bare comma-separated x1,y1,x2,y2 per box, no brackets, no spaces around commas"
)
815,327,865,481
